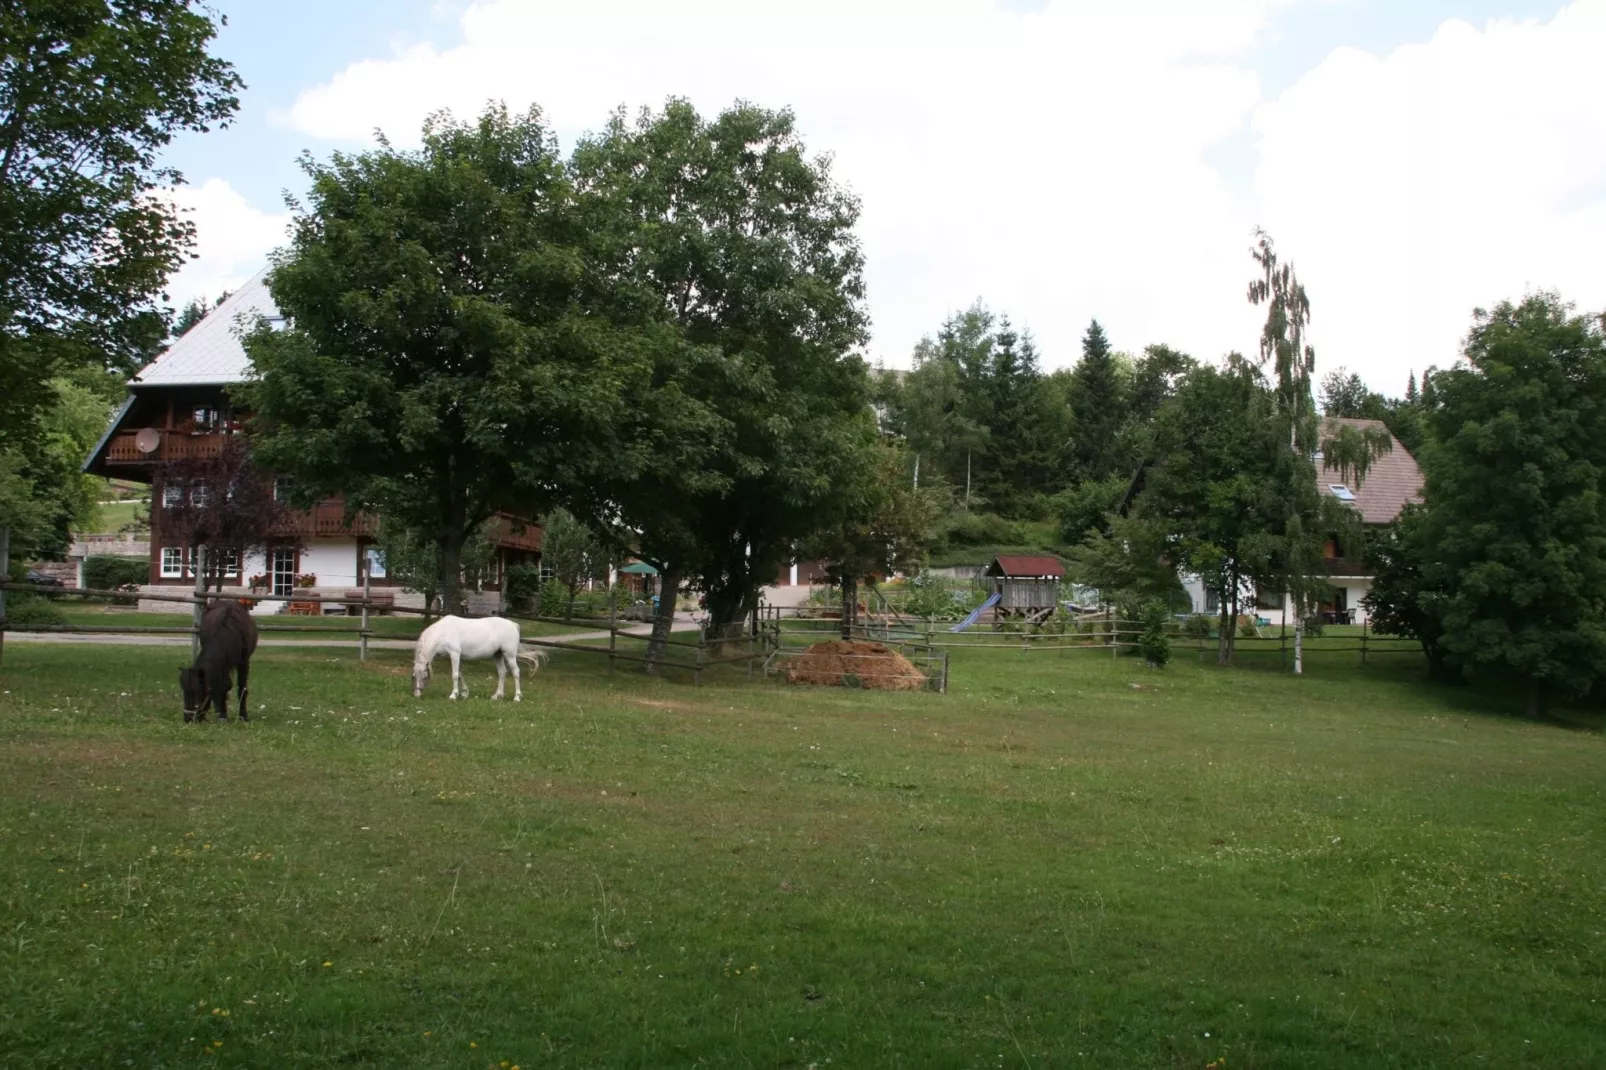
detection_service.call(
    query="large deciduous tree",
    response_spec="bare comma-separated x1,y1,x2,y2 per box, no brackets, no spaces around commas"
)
1370,294,1606,714
243,105,630,614
568,99,871,663
0,0,239,555
1136,357,1288,664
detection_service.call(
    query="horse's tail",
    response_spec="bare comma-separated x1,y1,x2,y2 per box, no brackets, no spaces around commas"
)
516,647,548,671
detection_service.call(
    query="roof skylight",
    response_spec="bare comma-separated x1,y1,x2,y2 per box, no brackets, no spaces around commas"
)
1329,484,1357,502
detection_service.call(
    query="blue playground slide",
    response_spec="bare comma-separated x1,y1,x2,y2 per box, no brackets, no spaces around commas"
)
949,592,1001,632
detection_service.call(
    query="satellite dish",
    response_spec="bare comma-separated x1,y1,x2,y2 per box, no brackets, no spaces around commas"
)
134,428,161,454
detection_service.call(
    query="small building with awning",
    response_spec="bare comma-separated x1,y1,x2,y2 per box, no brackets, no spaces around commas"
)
984,555,1065,620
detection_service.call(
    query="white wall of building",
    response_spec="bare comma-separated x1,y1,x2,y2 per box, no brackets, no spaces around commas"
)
1179,573,1374,625
298,540,360,589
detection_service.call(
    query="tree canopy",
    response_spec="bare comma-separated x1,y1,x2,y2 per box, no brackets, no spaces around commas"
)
567,98,872,655
242,105,633,614
0,0,239,556
1368,294,1606,712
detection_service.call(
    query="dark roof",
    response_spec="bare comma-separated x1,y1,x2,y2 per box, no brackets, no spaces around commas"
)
1318,417,1424,525
989,555,1065,579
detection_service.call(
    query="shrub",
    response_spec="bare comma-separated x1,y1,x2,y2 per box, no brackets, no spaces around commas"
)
1303,616,1326,638
4,592,67,629
1183,614,1214,639
83,555,147,593
944,511,1027,547
1238,617,1259,639
504,563,541,611
1138,602,1171,668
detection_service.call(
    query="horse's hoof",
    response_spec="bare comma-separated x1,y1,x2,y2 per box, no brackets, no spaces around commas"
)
513,695,521,703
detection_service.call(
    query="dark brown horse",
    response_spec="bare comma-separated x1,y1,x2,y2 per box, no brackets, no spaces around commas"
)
180,600,259,722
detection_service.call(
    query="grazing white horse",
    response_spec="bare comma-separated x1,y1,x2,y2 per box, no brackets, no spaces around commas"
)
412,615,540,701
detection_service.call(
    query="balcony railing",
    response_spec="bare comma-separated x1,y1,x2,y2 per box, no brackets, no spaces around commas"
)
282,502,377,539
485,514,544,553
105,428,239,464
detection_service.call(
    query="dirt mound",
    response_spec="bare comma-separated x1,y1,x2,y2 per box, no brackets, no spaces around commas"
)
786,641,928,691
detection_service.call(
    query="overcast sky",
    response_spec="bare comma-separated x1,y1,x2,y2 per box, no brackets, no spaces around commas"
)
159,0,1604,395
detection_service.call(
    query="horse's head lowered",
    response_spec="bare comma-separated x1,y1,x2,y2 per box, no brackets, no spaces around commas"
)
179,667,209,722
412,660,430,698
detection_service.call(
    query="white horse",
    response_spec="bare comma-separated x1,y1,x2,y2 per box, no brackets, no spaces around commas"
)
412,615,541,701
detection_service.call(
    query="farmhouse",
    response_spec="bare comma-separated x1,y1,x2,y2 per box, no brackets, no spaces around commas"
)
82,269,543,613
1180,417,1425,625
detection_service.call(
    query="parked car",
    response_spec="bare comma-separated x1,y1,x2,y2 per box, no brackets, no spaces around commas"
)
25,569,64,588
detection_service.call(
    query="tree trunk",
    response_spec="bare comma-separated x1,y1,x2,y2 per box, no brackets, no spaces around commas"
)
441,527,465,616
1292,595,1305,675
566,583,578,622
645,562,681,676
840,574,858,641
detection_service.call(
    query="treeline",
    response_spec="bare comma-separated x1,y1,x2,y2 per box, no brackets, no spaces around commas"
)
875,304,1431,553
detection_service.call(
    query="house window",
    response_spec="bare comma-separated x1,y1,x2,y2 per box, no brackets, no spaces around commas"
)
1255,588,1284,611
1329,484,1357,503
539,563,555,582
271,548,296,597
273,476,293,502
364,546,387,580
1203,588,1219,614
161,547,186,578
218,548,240,577
190,486,209,507
162,484,182,508
192,407,220,431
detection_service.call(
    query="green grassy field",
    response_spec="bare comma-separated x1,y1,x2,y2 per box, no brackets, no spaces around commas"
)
88,499,148,534
1,642,1603,1068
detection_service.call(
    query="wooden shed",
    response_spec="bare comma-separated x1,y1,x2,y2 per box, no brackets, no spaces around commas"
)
985,555,1065,621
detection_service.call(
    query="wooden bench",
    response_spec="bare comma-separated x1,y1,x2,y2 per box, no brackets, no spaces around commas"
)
285,601,321,616
344,589,395,616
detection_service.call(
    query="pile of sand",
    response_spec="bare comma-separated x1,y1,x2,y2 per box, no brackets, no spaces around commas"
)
785,640,928,691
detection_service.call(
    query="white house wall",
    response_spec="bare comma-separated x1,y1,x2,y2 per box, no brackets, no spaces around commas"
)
298,540,360,589
1179,573,1374,625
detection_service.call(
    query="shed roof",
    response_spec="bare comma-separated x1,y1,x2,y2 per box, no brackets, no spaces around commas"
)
1318,417,1424,525
130,268,277,386
989,555,1065,579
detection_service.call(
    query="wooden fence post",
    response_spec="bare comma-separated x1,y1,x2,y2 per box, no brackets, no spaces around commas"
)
694,630,704,688
1361,617,1369,666
0,525,9,667
191,544,206,659
608,595,617,674
360,567,371,662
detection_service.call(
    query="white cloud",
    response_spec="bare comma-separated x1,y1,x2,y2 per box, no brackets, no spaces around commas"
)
1254,1,1606,393
276,0,1282,372
258,0,1606,397
162,178,292,310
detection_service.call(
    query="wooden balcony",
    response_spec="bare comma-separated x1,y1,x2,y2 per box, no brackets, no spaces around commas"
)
485,513,543,553
105,428,238,464
285,501,377,539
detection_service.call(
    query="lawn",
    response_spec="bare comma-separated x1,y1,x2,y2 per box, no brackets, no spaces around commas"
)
88,499,148,534
1,642,1603,1068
